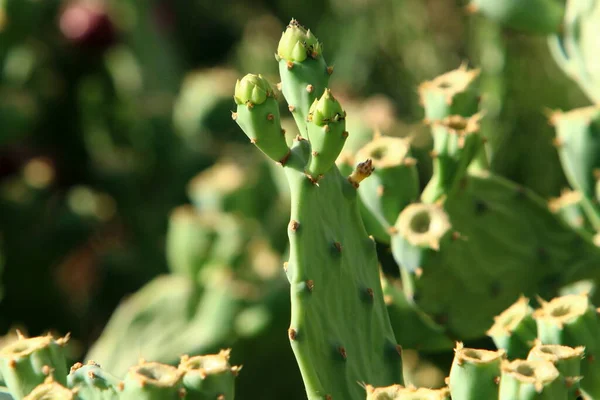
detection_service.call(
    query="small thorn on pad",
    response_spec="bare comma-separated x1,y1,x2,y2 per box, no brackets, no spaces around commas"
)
306,84,314,93
289,105,296,112
327,66,334,75
286,61,294,69
333,242,342,253
267,113,274,121
289,220,300,232
306,280,314,292
288,328,297,340
338,347,347,360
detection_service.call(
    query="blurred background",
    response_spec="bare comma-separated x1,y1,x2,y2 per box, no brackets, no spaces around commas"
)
0,0,588,397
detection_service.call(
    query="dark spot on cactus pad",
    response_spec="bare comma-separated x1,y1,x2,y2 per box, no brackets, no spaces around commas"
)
338,346,347,360
515,185,527,199
306,280,314,292
332,241,342,253
537,247,549,262
490,281,501,297
474,199,487,215
434,312,448,326
361,287,374,303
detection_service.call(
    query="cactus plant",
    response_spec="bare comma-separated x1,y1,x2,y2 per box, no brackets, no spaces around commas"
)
67,361,120,400
234,19,403,400
448,343,505,400
487,296,538,360
118,361,184,400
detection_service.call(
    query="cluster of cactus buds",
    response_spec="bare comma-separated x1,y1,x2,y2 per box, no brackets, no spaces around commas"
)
0,331,239,400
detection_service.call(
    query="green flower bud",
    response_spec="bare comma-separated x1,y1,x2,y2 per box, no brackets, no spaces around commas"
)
234,74,274,106
308,89,344,127
277,19,322,63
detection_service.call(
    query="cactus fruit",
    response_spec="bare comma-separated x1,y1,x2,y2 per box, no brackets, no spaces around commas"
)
448,343,505,400
418,65,480,123
527,343,584,397
498,359,568,400
550,106,600,231
24,377,74,400
67,361,120,400
276,20,330,137
364,384,450,400
233,74,290,165
421,114,484,204
466,0,564,34
487,296,538,360
355,135,419,239
533,294,600,398
0,332,69,399
391,171,600,340
178,349,240,400
118,361,184,400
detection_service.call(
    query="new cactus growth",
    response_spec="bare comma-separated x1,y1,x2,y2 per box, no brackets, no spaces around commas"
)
118,361,184,400
527,343,584,397
0,332,69,399
364,384,450,400
355,135,419,238
487,296,537,360
448,343,505,400
304,89,348,181
466,0,565,34
276,19,330,137
67,361,120,400
234,20,403,399
24,377,74,400
178,349,240,400
499,359,568,400
534,294,600,398
233,74,290,165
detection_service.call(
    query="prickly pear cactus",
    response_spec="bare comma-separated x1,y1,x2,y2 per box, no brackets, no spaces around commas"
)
391,170,600,340
234,20,403,400
67,361,120,400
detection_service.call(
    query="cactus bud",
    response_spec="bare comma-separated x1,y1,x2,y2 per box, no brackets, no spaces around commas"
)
233,74,290,164
234,74,273,106
305,89,347,179
277,19,322,63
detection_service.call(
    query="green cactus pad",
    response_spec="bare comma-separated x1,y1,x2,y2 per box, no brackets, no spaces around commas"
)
23,378,74,400
381,276,454,352
118,362,184,400
178,349,240,400
364,384,450,400
0,333,69,399
392,170,600,340
418,65,480,123
499,359,568,400
305,89,348,180
487,296,538,360
355,135,419,237
277,20,330,136
233,74,290,164
551,106,600,230
534,294,600,398
283,139,402,399
527,343,584,396
67,361,120,400
468,0,565,34
448,343,505,400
